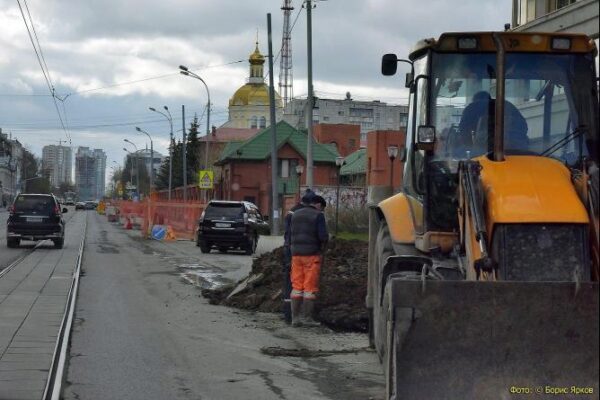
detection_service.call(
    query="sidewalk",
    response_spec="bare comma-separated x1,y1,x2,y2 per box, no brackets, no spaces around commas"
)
0,213,86,400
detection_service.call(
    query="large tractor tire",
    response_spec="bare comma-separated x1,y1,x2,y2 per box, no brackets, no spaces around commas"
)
370,223,395,357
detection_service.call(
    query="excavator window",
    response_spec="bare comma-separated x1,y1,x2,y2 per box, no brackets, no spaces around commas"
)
421,50,598,231
431,52,597,164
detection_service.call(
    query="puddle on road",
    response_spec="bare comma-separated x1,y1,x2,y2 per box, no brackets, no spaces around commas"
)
177,263,232,290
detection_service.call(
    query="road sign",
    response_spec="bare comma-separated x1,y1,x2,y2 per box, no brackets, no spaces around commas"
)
198,170,214,189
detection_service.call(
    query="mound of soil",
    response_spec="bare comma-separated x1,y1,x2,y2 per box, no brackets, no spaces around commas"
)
203,238,369,332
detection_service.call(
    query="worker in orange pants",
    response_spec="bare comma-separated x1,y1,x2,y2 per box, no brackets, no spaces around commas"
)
290,195,328,327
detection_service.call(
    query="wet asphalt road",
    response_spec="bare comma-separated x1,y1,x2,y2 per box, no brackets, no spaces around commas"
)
64,212,383,400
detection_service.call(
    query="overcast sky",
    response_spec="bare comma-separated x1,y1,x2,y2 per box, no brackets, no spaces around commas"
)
0,0,511,180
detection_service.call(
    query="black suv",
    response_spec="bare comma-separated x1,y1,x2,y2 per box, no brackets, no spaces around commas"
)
195,201,270,255
6,194,68,248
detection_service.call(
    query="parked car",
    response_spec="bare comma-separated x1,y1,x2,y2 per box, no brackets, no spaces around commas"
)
195,200,270,255
84,201,97,210
75,202,86,210
6,193,67,248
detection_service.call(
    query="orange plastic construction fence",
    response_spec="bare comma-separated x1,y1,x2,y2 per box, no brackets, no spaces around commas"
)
144,201,205,241
115,200,147,229
113,200,205,240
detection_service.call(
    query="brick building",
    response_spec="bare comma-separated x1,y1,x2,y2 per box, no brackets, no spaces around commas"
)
366,130,407,192
215,120,346,214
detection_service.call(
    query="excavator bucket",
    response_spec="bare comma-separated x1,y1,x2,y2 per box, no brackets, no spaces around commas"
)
387,280,599,399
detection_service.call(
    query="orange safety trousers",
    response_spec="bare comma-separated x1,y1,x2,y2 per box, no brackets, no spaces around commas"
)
290,255,321,299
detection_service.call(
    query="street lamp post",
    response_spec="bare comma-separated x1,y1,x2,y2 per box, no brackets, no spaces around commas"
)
295,164,304,202
149,106,173,201
179,65,211,201
335,156,345,235
135,127,154,194
387,145,399,192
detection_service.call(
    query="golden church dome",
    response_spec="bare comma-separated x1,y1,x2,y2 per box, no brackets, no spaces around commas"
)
249,43,265,65
229,84,282,107
228,42,283,108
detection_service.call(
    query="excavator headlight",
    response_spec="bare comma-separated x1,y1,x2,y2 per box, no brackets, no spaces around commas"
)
551,37,571,50
418,125,436,143
457,37,477,50
416,125,436,151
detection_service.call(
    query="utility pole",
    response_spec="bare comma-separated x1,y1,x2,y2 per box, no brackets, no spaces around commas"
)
182,105,187,202
306,0,314,188
268,13,280,235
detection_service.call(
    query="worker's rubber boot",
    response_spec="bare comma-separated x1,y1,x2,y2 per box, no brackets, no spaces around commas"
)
302,299,320,327
291,298,303,327
282,299,292,325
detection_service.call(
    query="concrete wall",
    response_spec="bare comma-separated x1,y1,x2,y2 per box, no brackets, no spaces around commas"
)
512,0,599,38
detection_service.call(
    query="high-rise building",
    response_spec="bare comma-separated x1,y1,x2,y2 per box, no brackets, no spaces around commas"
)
75,147,106,200
42,145,72,188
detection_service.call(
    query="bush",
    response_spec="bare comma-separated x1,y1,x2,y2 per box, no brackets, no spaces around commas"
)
325,206,368,234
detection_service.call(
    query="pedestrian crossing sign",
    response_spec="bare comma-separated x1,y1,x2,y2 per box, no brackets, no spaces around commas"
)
198,170,214,189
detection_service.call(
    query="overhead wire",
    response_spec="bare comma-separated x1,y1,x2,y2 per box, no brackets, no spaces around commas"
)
16,0,71,143
63,59,244,97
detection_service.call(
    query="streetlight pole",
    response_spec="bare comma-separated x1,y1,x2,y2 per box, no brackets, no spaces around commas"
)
295,164,304,202
179,65,211,202
124,140,140,198
306,0,314,188
149,106,173,201
335,156,345,235
387,145,399,192
135,127,154,194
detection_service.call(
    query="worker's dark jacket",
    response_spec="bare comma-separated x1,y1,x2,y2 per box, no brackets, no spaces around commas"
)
290,206,328,256
284,203,305,247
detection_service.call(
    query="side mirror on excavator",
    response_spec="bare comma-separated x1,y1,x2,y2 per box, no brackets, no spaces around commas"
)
381,54,398,76
416,125,436,151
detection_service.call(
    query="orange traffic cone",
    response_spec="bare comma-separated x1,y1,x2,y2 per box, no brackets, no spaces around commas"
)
125,216,133,230
165,225,176,241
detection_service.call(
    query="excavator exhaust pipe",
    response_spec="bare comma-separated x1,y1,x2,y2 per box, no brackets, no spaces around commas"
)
385,280,599,399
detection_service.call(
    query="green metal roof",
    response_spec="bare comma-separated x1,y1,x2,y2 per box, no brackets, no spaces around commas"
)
340,148,367,176
219,141,244,160
217,120,339,164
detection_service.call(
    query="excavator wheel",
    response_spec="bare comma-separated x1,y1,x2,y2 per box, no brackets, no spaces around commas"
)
370,223,394,358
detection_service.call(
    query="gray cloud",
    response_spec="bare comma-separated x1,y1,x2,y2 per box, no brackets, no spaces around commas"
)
1,0,512,174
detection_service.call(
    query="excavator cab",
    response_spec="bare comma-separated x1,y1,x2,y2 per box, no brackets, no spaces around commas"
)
370,32,599,399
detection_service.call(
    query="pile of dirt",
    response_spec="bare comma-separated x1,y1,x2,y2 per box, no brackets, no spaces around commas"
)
202,238,369,332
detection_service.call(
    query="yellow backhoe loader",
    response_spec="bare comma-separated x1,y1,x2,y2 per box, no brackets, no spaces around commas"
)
367,32,599,399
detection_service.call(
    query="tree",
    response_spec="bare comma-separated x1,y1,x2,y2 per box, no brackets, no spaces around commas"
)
119,154,150,198
155,138,175,191
186,114,201,185
25,177,51,194
21,148,38,180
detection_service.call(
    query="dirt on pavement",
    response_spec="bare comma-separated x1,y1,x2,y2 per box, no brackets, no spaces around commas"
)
202,238,369,332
